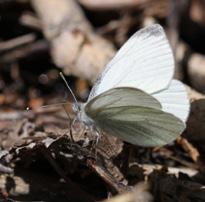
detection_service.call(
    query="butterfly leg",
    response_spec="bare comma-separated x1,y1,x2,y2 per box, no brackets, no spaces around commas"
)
89,126,102,158
94,128,101,145
82,124,92,147
62,104,75,142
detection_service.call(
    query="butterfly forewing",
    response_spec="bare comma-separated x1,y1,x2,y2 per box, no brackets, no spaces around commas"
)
88,24,174,100
85,88,185,147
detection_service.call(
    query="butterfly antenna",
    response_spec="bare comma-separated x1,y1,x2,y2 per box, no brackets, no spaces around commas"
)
59,72,80,111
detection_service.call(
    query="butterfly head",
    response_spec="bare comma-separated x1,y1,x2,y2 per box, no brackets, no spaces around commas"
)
73,102,94,126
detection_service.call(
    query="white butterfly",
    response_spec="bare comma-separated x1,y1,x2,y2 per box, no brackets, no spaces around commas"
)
73,24,190,147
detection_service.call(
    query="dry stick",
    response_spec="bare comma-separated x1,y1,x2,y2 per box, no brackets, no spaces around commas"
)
31,0,115,82
0,33,36,52
0,163,13,174
78,0,153,10
0,112,23,120
78,0,169,16
20,13,42,30
141,163,198,177
167,155,199,169
167,0,181,79
177,137,200,162
42,146,95,202
0,40,48,63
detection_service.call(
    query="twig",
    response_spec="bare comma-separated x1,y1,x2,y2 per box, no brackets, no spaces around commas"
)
0,163,13,174
177,137,200,162
0,40,48,63
78,0,152,10
0,33,36,52
31,0,115,82
140,163,198,177
0,112,23,120
20,12,42,30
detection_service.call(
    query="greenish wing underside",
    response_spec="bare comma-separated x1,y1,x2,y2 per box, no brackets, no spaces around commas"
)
85,87,185,147
85,87,161,111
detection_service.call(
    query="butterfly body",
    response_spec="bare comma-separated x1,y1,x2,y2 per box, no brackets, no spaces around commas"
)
76,103,94,125
75,24,190,147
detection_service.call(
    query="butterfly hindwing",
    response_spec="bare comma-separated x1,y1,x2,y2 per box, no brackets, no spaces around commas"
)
91,107,185,147
152,79,190,123
85,88,185,147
